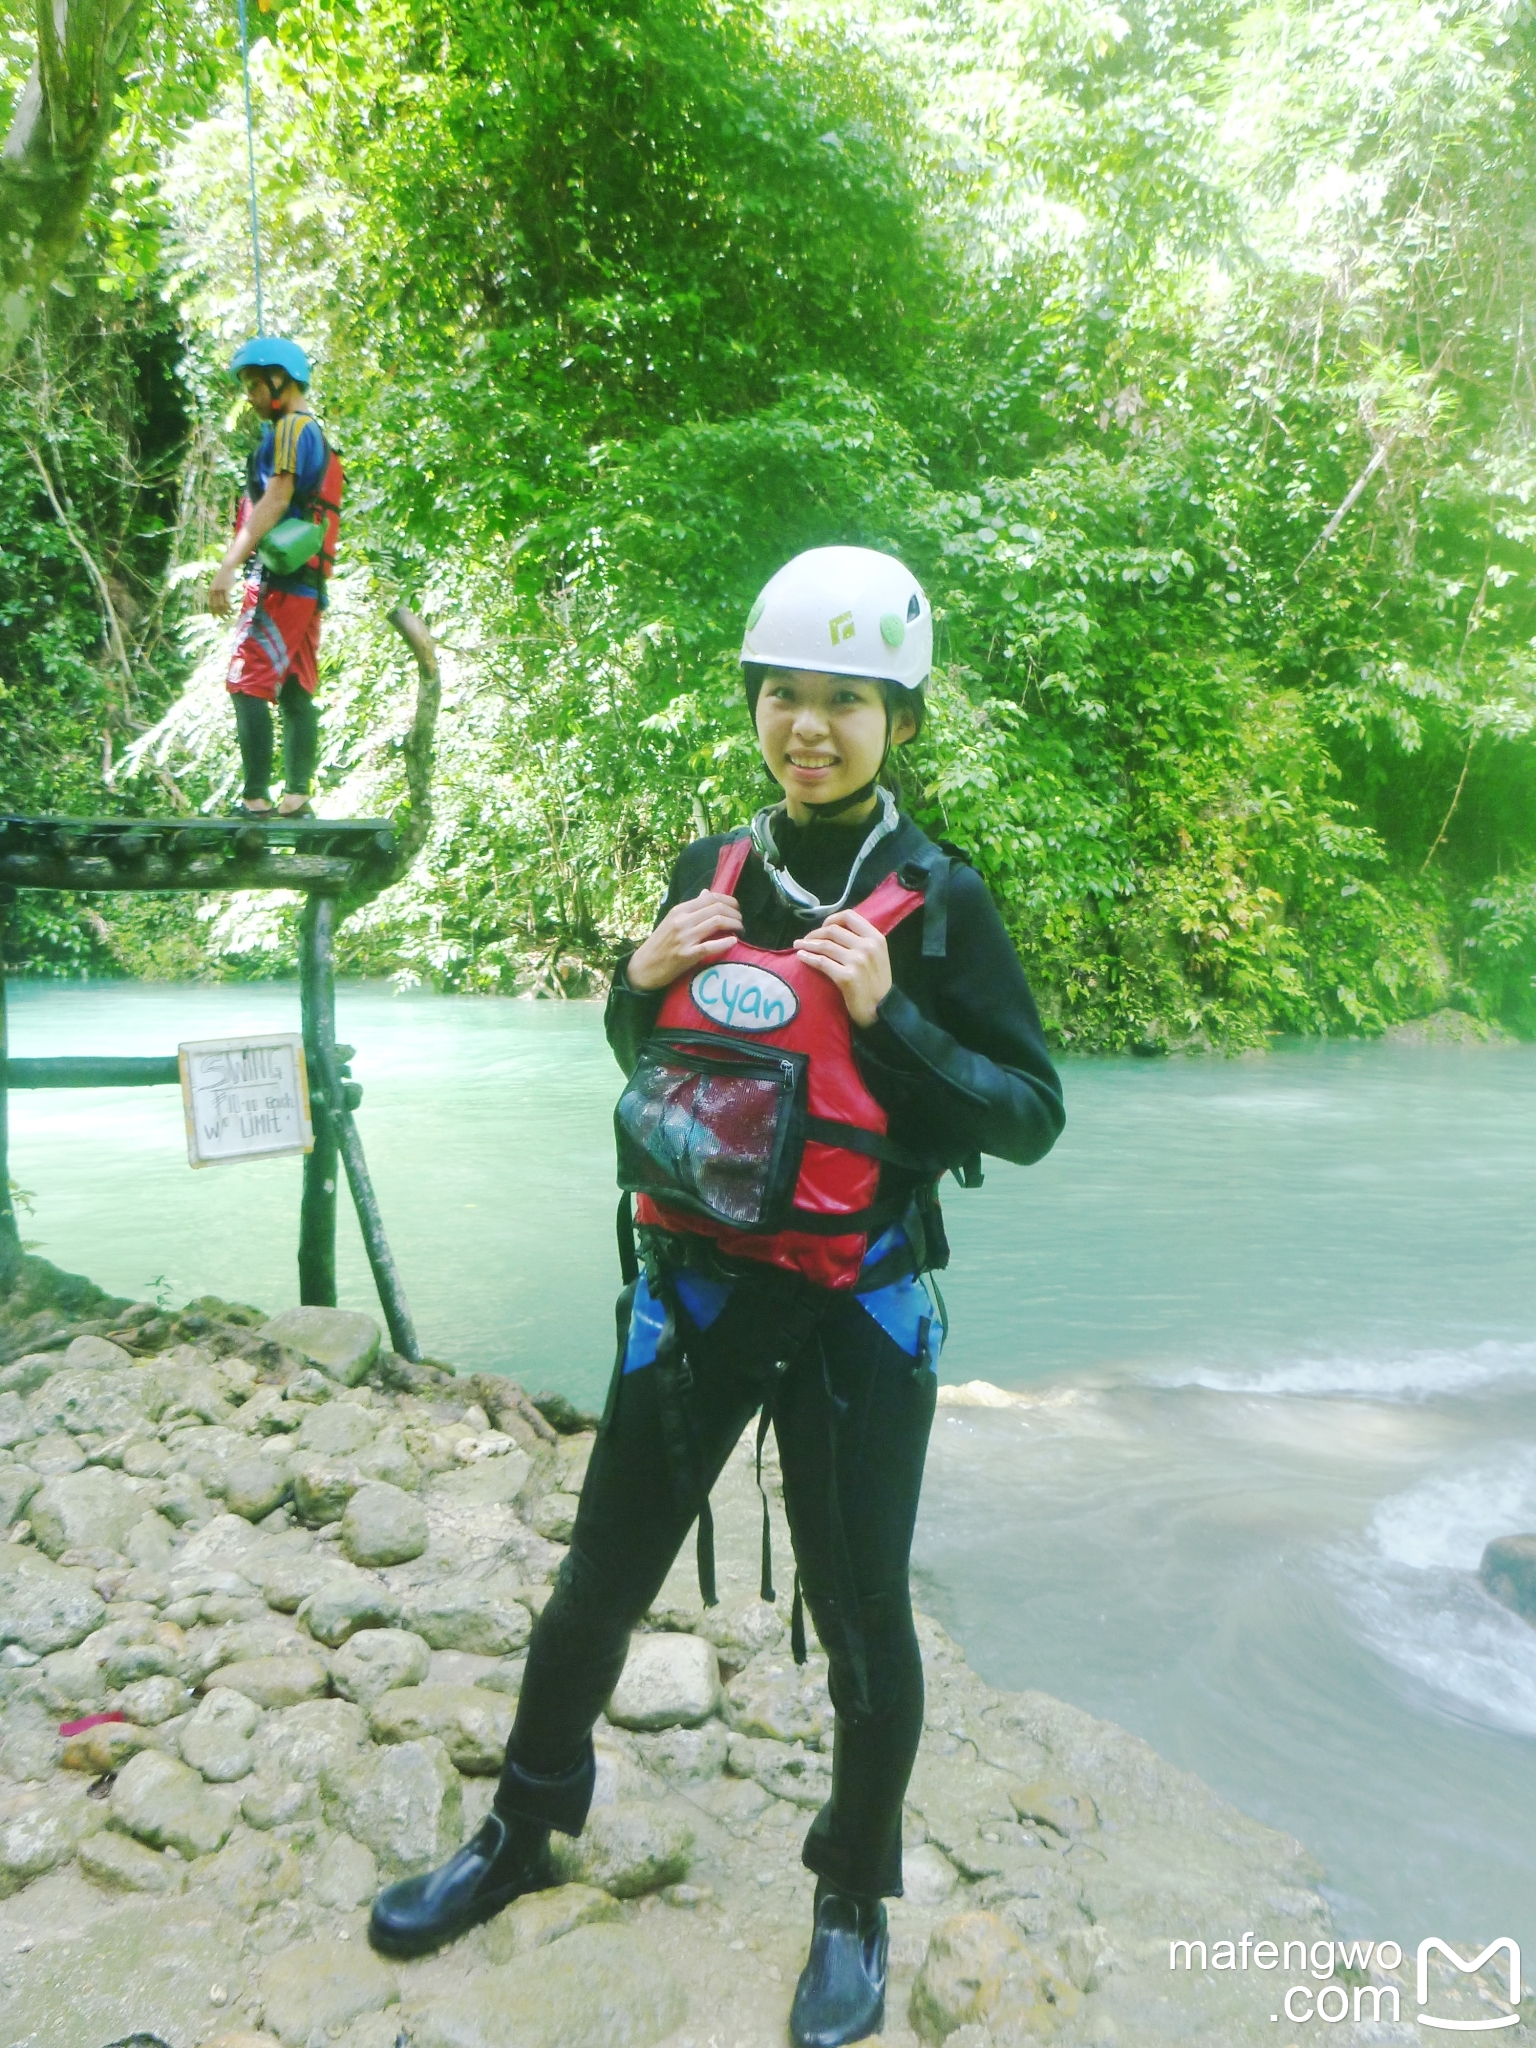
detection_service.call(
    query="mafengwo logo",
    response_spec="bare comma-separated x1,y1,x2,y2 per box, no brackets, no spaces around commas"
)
1418,1938,1521,2031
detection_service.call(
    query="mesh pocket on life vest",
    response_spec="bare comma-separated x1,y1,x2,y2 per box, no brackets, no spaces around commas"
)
615,1033,807,1231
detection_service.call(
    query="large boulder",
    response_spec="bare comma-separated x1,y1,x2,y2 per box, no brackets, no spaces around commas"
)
262,1307,381,1386
549,1799,693,1898
293,1398,378,1458
369,1683,515,1774
909,1910,1081,2043
299,1567,403,1646
61,1333,134,1371
27,1467,143,1558
221,1452,292,1522
405,1579,532,1655
0,1543,105,1651
404,1921,686,2048
27,1367,148,1439
109,1748,239,1860
605,1631,720,1731
330,1625,432,1707
1480,1533,1536,1624
341,1480,429,1566
723,1645,832,1745
321,1735,463,1877
253,1697,371,1784
0,1788,97,1895
180,1687,262,1782
258,1936,398,2047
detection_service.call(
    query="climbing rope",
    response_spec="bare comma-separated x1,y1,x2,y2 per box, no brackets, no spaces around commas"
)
236,0,265,332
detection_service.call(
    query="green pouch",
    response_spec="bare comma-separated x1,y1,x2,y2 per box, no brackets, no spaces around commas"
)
257,516,326,576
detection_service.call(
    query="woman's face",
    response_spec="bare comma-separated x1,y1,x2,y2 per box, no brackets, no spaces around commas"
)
755,669,915,823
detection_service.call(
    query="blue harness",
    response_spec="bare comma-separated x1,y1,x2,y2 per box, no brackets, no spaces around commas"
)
621,1225,943,1376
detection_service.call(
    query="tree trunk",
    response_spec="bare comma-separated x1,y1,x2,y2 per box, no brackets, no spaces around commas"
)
0,0,144,369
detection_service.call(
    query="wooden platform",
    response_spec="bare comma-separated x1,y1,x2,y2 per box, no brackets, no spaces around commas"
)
0,813,398,895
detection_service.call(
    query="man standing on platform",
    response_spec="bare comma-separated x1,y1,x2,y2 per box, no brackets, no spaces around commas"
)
208,337,344,819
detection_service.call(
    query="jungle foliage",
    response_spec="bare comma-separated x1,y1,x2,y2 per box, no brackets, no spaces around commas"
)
4,0,1536,1046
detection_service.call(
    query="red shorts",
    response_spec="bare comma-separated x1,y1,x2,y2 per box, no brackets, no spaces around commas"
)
226,580,322,701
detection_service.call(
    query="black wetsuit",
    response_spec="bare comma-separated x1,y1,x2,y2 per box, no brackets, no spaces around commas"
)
496,808,1064,1898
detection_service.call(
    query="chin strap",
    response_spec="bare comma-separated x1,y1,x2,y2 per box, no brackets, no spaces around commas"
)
750,787,900,919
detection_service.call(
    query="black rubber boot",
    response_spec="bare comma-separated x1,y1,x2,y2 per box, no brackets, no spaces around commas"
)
367,1809,551,1958
789,1880,889,2048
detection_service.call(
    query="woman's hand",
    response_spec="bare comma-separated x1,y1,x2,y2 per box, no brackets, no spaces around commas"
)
793,909,891,1027
625,889,743,992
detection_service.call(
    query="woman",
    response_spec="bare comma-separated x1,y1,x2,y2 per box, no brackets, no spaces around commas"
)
369,546,1065,2048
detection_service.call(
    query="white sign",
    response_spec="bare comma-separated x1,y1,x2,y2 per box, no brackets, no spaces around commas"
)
179,1033,313,1169
689,961,799,1032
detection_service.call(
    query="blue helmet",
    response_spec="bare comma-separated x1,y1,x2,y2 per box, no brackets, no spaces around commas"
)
230,336,312,386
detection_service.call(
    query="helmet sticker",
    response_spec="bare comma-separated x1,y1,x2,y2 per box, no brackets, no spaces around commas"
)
690,962,799,1032
829,612,856,645
880,612,906,648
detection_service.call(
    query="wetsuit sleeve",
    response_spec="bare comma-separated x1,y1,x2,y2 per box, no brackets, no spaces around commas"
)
855,864,1064,1167
603,838,725,1073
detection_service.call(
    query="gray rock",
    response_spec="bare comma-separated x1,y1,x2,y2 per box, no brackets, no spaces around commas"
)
97,1624,185,1688
723,1644,832,1746
123,1509,177,1566
28,1466,142,1558
63,1334,134,1370
241,1777,316,1830
480,1880,623,1963
606,1631,720,1731
222,1452,292,1522
1011,1776,1099,1837
406,1580,532,1655
29,1366,147,1438
0,1351,60,1396
299,1568,403,1645
259,1553,344,1612
632,1721,728,1784
0,1542,106,1651
207,1654,330,1708
549,1798,693,1898
195,1829,303,1914
910,1910,1082,2042
262,1306,382,1386
356,1425,423,1491
321,1735,463,1878
903,1840,961,1906
192,1614,308,1681
428,1647,524,1692
330,1626,432,1707
119,1672,194,1724
313,1829,379,1909
726,1731,831,1808
110,1747,239,1859
0,1462,41,1530
77,1827,187,1893
1480,1532,1536,1623
289,1453,366,1526
0,1790,93,1895
254,1697,371,1783
369,1683,515,1774
695,1592,787,1673
341,1480,428,1566
61,1717,154,1775
22,1427,86,1475
294,1398,379,1457
259,1935,398,2046
427,1454,531,1507
405,1921,686,2048
181,1686,262,1781
0,1388,32,1448
529,1489,581,1542
0,1897,240,2048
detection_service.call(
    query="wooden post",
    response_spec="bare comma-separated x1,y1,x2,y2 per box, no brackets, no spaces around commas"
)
0,890,19,1291
297,889,422,1362
298,893,339,1309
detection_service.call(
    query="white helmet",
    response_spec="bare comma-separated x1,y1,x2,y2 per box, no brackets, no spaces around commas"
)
740,545,931,691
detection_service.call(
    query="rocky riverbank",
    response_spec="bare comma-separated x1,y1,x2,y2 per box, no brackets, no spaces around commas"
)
0,1254,1518,2048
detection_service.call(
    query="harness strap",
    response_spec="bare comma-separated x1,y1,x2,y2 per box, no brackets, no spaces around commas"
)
616,1192,639,1286
802,1116,933,1172
696,1496,717,1608
790,1571,806,1664
755,1403,776,1604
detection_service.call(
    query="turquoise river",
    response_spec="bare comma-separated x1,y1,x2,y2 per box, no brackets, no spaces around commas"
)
8,979,1536,1951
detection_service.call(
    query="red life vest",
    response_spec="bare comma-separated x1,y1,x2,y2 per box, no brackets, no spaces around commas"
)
616,834,928,1290
238,421,345,587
